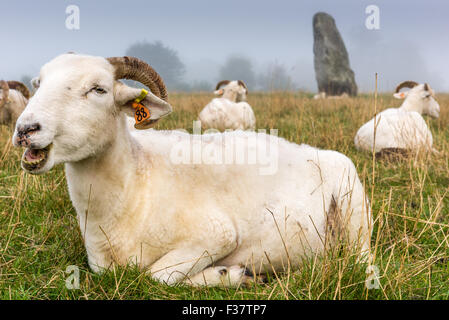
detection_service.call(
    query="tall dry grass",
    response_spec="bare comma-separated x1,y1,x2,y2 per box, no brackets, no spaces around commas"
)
0,92,448,299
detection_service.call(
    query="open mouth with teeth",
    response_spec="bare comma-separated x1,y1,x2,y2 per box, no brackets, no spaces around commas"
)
21,144,52,171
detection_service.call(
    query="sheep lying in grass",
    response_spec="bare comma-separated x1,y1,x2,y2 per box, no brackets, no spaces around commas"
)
14,53,372,287
313,92,349,100
199,80,256,131
0,80,30,126
354,81,440,157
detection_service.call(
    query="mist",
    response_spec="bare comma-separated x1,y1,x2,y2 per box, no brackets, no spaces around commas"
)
1,0,448,92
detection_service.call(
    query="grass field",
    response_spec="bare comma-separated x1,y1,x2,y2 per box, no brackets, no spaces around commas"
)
0,92,448,300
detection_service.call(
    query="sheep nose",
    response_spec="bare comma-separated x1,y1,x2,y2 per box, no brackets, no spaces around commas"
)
17,123,41,137
15,123,41,146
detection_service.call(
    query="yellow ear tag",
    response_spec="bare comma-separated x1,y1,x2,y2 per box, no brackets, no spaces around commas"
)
132,89,151,126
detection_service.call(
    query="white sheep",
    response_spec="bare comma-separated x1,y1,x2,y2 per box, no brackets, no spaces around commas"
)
198,80,256,131
354,81,440,156
313,92,349,100
0,80,30,126
13,54,372,287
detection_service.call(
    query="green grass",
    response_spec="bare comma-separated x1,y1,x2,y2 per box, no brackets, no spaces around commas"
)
0,92,448,299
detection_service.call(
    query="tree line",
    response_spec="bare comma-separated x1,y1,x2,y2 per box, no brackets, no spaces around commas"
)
19,40,297,93
125,40,296,92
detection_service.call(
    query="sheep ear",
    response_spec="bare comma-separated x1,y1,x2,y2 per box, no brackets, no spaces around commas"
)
393,91,407,99
114,82,172,129
423,83,435,96
214,89,224,96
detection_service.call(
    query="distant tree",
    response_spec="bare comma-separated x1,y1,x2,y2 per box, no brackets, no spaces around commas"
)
218,56,256,89
125,41,186,89
258,62,295,91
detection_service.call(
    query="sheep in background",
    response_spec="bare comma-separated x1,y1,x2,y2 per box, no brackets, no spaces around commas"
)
354,81,440,156
215,80,248,102
313,92,349,99
199,80,256,131
13,53,372,287
0,80,30,126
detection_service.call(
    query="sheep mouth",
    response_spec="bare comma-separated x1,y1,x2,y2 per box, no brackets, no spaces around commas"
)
21,144,52,171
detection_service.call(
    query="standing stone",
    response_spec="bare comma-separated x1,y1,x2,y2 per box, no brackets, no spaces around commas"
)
313,12,357,96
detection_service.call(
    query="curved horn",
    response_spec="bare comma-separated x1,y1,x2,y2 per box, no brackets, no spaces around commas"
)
237,80,248,93
7,81,30,100
395,81,419,93
106,56,168,101
215,80,230,90
0,80,9,109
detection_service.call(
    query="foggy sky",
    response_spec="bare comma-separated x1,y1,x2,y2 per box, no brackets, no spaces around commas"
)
1,0,448,92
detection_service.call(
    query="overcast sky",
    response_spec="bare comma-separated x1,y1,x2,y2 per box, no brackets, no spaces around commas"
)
1,0,448,92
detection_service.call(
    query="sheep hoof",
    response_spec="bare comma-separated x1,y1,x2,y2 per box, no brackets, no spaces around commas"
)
214,265,264,287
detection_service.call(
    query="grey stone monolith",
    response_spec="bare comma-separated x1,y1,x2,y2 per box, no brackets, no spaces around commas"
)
313,12,357,96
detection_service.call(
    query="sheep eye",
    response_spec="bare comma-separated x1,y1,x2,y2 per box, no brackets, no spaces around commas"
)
92,87,107,94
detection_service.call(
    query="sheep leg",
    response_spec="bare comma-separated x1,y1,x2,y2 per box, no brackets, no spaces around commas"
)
149,251,260,287
148,250,263,287
148,241,239,286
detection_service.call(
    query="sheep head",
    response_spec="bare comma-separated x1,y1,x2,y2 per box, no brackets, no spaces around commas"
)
393,81,440,118
13,53,172,174
214,80,248,102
